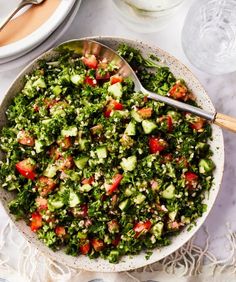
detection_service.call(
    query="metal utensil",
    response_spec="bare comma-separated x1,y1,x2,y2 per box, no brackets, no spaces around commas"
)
58,39,236,133
0,0,45,32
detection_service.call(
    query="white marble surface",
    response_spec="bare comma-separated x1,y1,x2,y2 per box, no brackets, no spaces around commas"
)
1,0,236,262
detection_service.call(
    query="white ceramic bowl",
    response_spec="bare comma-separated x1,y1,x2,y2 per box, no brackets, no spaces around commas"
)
0,37,224,272
0,0,76,60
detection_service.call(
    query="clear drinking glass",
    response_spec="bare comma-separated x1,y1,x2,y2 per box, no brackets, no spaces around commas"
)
112,0,185,33
182,0,236,75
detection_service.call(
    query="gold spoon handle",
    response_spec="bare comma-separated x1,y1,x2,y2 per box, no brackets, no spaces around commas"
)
214,113,236,133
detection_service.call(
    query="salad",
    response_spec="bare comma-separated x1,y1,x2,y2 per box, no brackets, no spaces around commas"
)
0,44,215,263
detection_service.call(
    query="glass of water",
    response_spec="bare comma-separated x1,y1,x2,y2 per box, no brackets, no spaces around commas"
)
112,0,185,33
182,0,236,75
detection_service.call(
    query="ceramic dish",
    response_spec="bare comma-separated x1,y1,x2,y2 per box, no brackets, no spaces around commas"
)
0,0,76,60
0,37,224,272
0,0,82,71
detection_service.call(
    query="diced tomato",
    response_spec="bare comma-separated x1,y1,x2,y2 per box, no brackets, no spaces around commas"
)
112,235,121,247
169,82,188,100
55,226,66,237
49,146,61,160
184,171,198,189
82,54,98,69
80,241,90,255
96,63,110,80
80,204,88,217
110,75,123,85
36,197,48,211
57,156,74,171
91,238,104,252
17,130,35,146
133,220,152,238
30,211,42,232
81,176,94,185
190,117,205,131
57,136,72,150
163,153,173,163
15,158,36,180
137,107,153,119
143,96,148,103
104,109,112,118
37,176,56,197
85,76,97,87
104,100,123,118
105,174,123,195
33,104,39,112
167,115,173,132
149,137,167,154
112,101,123,110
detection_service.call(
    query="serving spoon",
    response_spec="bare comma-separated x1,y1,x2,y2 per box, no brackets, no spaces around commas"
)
58,39,236,133
0,0,45,32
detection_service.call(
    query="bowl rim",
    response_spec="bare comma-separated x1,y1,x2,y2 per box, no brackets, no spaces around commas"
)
0,36,225,272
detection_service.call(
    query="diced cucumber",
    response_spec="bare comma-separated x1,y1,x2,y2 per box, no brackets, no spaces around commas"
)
78,138,89,151
151,222,164,238
80,184,93,192
195,142,210,153
52,85,62,96
74,156,89,170
169,210,178,221
33,78,46,88
108,82,122,99
61,126,78,137
161,183,175,199
119,199,130,211
125,121,136,136
43,164,57,178
134,193,146,204
71,74,84,85
120,156,137,172
124,187,136,197
131,110,143,123
96,146,107,159
142,120,157,134
108,250,120,263
69,190,80,207
199,159,215,174
48,198,64,211
34,140,44,153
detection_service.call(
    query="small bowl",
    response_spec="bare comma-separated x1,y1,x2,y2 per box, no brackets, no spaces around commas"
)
0,36,224,272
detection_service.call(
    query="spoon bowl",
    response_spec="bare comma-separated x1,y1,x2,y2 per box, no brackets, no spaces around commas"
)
58,39,236,132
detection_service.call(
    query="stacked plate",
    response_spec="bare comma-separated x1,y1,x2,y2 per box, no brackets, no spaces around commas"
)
0,0,82,72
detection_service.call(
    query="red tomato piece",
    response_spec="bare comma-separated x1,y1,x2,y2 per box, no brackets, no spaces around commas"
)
167,115,173,132
105,174,123,195
80,204,88,217
57,156,74,171
15,158,36,180
37,176,56,197
137,107,153,119
107,219,119,233
55,226,66,237
49,146,61,161
82,54,98,69
36,197,48,211
110,75,123,85
113,101,123,111
184,171,198,189
96,63,110,80
30,211,42,232
57,136,72,150
111,235,121,247
190,117,205,131
169,82,188,100
17,130,35,146
91,239,104,252
104,109,112,118
149,137,167,154
133,220,152,238
85,76,97,87
81,176,94,185
80,241,90,255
